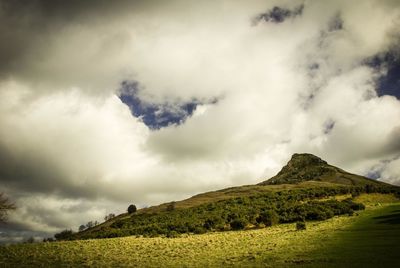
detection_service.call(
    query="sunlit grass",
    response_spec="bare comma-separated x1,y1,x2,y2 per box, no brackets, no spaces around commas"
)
1,201,399,267
0,211,370,266
354,193,399,206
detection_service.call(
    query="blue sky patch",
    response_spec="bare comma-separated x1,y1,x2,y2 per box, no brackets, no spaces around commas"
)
118,81,216,130
366,52,400,99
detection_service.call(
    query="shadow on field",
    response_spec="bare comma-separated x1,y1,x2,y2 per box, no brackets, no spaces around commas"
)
305,204,400,267
373,212,400,225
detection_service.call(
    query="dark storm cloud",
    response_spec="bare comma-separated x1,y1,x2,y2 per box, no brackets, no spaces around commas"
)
253,4,304,25
0,227,49,244
0,142,137,202
0,0,149,27
0,0,153,84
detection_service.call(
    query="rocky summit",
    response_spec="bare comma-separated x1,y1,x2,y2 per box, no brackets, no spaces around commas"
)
259,153,383,186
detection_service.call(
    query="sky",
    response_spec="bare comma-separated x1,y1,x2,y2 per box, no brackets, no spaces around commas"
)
0,0,400,243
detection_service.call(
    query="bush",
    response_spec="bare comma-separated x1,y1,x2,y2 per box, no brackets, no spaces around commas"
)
203,217,224,230
54,230,74,241
104,213,116,221
230,218,247,230
43,237,54,242
296,221,306,230
166,202,176,211
128,204,137,214
193,227,206,234
25,237,35,243
166,231,179,238
256,210,279,226
111,220,124,228
348,201,365,211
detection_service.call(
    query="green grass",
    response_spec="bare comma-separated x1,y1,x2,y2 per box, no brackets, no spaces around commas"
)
1,203,399,267
307,203,400,267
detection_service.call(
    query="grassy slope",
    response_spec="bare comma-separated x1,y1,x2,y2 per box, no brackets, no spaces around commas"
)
83,153,397,235
141,181,342,213
307,204,400,267
1,194,399,267
83,181,345,235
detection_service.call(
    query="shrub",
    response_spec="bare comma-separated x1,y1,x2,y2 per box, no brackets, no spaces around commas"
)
203,217,224,230
111,220,124,228
43,237,55,242
230,218,247,230
296,221,306,231
128,204,137,214
54,230,74,241
166,231,179,238
26,237,35,243
86,221,94,229
256,210,279,226
193,227,206,234
166,202,176,211
348,201,365,211
203,219,215,230
104,213,116,221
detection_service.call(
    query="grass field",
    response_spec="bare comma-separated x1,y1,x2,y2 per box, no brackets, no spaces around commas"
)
1,198,399,267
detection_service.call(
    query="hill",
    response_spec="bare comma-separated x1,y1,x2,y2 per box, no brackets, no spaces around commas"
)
67,153,399,240
258,153,388,186
131,153,390,215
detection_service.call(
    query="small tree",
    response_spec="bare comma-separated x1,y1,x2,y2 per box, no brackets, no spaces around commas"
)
104,213,116,221
128,204,137,214
86,221,94,229
0,192,16,222
79,225,86,232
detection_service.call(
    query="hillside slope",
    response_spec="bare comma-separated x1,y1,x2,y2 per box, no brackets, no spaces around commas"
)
69,154,400,240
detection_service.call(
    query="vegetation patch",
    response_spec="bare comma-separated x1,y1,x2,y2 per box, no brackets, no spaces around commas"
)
2,204,399,267
65,186,396,240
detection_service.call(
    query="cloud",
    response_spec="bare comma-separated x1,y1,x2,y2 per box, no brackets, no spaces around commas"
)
0,0,400,241
253,4,304,24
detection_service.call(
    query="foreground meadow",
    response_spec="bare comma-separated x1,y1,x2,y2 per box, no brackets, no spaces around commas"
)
1,199,399,267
